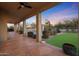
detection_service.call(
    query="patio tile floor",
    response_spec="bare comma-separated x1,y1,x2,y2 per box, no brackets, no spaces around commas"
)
0,32,66,56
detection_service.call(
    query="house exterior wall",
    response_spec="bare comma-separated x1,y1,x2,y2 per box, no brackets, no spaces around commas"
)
0,20,8,41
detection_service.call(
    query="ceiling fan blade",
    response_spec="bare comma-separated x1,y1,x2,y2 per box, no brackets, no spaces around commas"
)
25,5,32,9
18,2,32,10
20,2,24,5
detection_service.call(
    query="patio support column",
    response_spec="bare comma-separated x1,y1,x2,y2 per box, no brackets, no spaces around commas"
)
36,13,42,42
0,20,8,41
14,24,17,32
23,20,27,36
17,23,20,33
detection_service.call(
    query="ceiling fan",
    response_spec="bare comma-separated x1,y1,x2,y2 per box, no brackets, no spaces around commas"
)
18,2,32,10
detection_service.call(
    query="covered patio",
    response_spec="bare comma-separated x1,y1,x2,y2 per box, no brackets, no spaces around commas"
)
0,32,66,56
0,2,66,56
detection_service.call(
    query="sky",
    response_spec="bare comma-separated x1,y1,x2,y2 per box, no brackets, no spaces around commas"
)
25,2,78,25
7,2,78,27
42,2,78,25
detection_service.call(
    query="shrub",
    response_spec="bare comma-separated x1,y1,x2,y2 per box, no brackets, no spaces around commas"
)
42,30,49,39
63,43,77,56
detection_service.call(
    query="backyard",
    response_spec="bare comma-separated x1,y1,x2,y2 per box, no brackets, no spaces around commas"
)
46,32,78,49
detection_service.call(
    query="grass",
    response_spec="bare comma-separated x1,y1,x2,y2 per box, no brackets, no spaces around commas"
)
46,32,78,48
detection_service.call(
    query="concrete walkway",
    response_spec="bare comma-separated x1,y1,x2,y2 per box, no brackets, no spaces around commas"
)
0,32,66,56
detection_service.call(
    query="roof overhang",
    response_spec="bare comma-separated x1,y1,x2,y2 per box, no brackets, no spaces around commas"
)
0,2,60,24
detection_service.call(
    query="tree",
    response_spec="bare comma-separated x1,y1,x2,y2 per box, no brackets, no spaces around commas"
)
55,22,65,29
44,20,53,35
44,21,53,31
53,18,78,32
64,18,78,32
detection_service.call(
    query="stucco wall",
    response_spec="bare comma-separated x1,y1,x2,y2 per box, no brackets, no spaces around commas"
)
0,20,8,41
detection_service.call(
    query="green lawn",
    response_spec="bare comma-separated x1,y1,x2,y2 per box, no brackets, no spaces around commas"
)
46,32,78,48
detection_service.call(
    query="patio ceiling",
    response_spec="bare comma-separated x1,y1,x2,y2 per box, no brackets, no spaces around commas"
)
0,2,60,24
